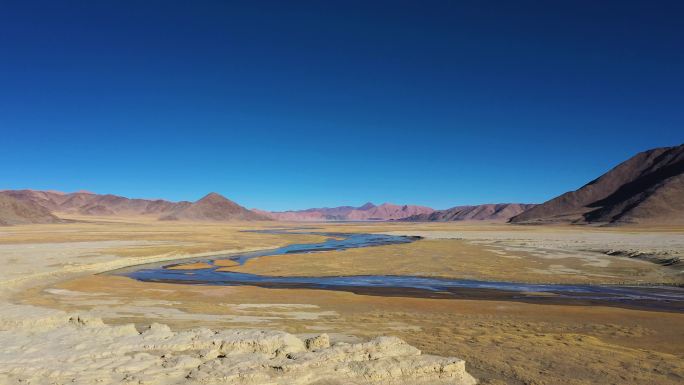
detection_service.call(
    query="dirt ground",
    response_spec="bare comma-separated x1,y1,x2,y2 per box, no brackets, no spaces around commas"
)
23,275,684,385
6,218,684,384
223,236,682,285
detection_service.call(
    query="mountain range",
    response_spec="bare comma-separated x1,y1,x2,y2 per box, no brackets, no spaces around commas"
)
1,144,681,226
510,143,684,225
0,190,270,224
257,203,435,221
404,203,537,222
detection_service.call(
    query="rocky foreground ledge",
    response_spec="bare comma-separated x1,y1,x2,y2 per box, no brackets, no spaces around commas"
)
0,304,476,385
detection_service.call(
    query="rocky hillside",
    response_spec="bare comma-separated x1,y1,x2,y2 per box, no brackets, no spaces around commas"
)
0,193,62,225
510,144,684,225
262,202,434,221
405,203,536,222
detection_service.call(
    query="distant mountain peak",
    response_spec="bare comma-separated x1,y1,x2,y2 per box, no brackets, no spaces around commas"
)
358,202,375,210
198,192,229,202
162,192,270,221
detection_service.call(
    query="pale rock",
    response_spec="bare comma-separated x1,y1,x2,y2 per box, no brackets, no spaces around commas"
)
0,304,476,385
305,333,330,350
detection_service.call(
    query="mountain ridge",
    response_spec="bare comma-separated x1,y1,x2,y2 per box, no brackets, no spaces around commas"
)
260,202,434,221
0,190,269,224
509,144,684,225
403,203,536,222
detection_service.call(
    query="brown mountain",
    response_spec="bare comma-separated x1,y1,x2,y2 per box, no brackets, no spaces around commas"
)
2,189,184,217
259,205,360,221
510,144,684,225
160,193,271,221
405,203,536,222
0,189,67,211
346,203,434,220
0,193,62,226
75,194,182,216
1,190,269,222
261,202,434,221
257,209,331,221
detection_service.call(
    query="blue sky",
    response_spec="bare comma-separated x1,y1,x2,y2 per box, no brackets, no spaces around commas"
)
1,1,682,210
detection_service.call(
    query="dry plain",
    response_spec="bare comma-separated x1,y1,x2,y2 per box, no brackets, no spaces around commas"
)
2,216,684,384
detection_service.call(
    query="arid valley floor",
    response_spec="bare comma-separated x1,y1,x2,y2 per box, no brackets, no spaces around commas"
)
1,216,683,384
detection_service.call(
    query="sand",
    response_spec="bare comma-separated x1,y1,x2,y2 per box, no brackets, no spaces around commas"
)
167,262,214,270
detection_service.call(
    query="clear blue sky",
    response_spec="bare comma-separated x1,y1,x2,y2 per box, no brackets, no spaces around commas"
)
1,1,682,210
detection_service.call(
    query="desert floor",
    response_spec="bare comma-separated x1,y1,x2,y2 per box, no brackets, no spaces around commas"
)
4,217,684,384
